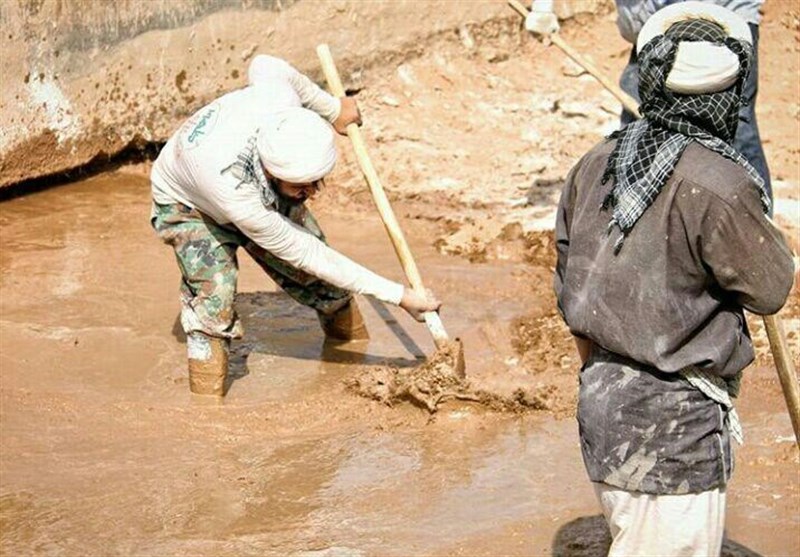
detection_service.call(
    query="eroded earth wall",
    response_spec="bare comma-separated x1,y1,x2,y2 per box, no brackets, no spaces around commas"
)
0,0,608,188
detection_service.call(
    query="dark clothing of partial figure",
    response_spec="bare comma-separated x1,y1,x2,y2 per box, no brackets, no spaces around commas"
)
620,23,772,203
555,139,794,494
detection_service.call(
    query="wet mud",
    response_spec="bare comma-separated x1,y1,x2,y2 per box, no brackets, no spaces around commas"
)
2,2,799,554
348,339,465,412
348,338,558,414
1,172,797,556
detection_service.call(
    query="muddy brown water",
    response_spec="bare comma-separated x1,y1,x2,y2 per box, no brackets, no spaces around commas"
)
1,171,797,556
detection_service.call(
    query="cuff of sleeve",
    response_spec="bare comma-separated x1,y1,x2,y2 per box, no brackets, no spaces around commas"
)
328,96,342,124
381,282,404,306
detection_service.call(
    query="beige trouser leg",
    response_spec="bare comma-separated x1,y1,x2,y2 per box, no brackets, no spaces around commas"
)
593,482,726,557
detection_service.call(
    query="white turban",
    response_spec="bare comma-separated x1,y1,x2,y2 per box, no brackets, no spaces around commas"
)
257,107,337,183
637,1,752,95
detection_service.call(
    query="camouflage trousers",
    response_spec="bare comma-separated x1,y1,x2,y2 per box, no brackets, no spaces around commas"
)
151,201,352,340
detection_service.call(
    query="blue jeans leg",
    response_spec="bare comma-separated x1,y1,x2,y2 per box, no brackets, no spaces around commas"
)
732,24,772,205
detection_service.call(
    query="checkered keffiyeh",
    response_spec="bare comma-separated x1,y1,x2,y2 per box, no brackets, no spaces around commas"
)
601,19,770,253
220,133,278,210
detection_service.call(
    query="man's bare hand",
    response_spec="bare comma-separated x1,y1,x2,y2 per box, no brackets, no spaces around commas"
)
399,287,442,322
333,96,362,135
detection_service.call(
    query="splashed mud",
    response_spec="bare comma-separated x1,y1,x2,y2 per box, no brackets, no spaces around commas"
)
348,338,564,414
347,339,465,413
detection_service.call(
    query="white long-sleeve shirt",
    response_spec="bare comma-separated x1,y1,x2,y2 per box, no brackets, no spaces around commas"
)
151,55,404,305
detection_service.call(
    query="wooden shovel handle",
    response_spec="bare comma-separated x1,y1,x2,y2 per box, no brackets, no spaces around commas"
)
507,0,799,449
764,314,800,447
316,44,451,347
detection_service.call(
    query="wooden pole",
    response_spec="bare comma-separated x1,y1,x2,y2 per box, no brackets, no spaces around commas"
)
316,44,452,350
764,314,800,448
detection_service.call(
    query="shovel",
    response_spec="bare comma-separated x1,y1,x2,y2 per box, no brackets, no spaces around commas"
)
316,44,466,379
507,0,800,450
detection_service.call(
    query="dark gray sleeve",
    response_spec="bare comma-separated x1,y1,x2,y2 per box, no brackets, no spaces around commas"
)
554,163,580,319
701,178,796,315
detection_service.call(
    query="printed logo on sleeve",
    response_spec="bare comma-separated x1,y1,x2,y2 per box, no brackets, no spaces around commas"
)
179,102,221,150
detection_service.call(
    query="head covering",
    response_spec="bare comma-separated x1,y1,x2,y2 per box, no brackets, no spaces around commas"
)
601,4,769,253
257,107,337,184
635,1,752,52
636,3,752,95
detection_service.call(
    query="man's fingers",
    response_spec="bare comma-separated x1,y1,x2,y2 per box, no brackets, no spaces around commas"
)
351,99,363,126
399,287,442,321
339,96,363,127
422,289,442,312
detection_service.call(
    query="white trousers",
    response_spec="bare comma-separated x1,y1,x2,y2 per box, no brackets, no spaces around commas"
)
593,482,727,557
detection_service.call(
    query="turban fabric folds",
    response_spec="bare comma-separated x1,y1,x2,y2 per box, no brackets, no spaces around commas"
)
257,107,337,184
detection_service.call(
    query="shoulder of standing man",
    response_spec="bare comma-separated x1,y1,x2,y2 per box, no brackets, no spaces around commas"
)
672,143,795,315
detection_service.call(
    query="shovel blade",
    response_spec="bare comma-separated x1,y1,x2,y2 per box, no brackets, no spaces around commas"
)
432,337,466,380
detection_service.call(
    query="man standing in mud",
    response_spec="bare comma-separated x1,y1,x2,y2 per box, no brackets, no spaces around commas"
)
554,4,794,554
151,55,440,397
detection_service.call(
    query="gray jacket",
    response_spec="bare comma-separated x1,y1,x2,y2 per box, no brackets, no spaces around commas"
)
555,139,794,378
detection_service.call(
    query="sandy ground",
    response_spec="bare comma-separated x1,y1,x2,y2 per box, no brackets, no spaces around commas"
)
1,3,799,556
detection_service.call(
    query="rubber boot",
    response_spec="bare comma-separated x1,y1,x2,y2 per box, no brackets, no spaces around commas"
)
318,299,369,342
187,332,229,396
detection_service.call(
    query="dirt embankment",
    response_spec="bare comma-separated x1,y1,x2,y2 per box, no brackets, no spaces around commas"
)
0,0,611,189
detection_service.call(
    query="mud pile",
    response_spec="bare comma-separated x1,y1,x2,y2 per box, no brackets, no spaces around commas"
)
347,339,559,414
